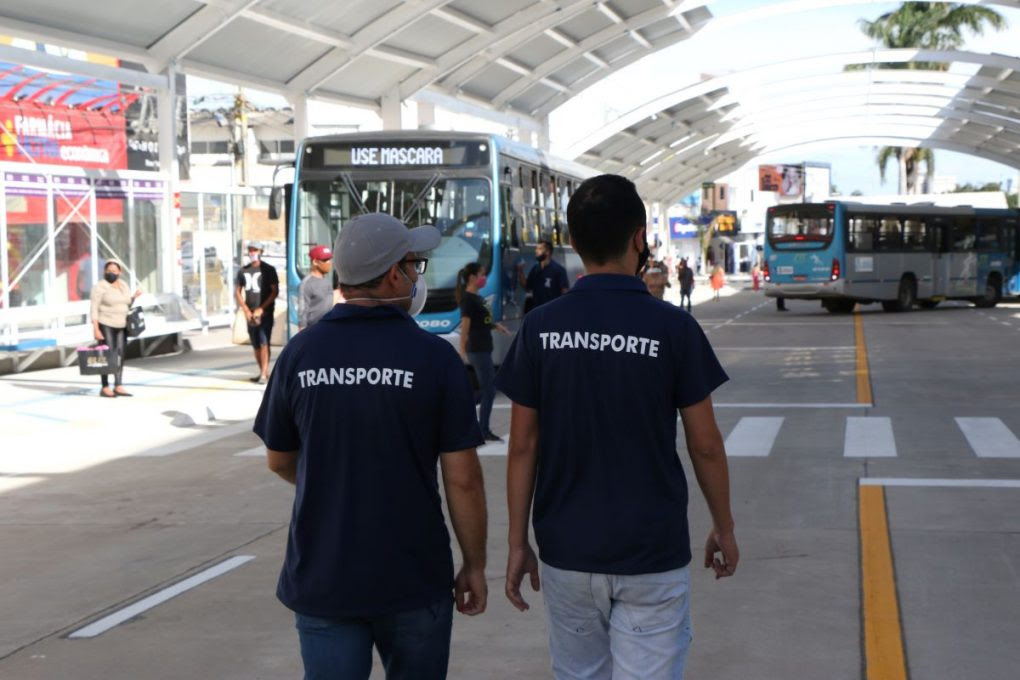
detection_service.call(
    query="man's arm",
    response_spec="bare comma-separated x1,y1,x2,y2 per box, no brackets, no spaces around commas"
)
235,282,252,322
440,448,488,616
505,402,541,611
259,283,280,312
680,395,738,578
297,280,310,329
518,263,530,290
266,448,299,484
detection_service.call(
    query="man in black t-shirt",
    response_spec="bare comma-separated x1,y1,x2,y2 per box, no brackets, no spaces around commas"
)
518,240,569,311
235,242,279,384
497,175,738,679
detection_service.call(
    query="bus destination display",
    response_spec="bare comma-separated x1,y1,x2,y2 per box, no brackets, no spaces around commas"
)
309,140,489,169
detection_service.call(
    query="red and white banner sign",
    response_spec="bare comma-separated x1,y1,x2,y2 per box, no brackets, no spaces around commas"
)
1,99,127,170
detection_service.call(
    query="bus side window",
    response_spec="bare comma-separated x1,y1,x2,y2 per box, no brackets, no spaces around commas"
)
975,219,1002,251
500,167,518,249
903,219,926,250
558,180,572,243
952,217,975,251
877,218,902,250
849,217,877,251
519,166,537,245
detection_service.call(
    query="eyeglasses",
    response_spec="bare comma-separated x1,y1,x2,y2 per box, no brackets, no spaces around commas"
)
401,258,428,275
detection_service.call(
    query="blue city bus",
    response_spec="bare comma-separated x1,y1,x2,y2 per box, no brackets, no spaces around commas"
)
277,131,595,357
763,201,1020,312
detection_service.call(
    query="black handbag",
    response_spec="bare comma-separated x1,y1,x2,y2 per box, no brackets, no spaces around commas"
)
125,305,145,337
77,343,120,375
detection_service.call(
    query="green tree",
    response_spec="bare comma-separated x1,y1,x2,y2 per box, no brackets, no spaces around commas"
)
855,3,1006,193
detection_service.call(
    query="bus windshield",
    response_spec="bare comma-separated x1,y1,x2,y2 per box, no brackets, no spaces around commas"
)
767,209,835,249
295,175,492,293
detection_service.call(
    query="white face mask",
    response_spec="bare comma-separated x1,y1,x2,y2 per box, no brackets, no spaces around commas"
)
344,265,428,316
401,268,428,316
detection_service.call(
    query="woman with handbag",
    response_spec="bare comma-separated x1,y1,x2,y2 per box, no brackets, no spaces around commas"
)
89,259,141,398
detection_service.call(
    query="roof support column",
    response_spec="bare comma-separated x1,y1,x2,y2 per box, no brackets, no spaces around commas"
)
291,92,311,141
158,61,179,179
537,116,551,152
417,101,436,130
381,91,403,130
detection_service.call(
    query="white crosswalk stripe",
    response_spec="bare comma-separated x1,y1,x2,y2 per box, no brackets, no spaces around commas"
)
228,417,1020,460
724,417,784,457
844,417,897,458
955,418,1020,458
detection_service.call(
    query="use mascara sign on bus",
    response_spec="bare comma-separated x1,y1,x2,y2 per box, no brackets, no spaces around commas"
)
312,140,489,168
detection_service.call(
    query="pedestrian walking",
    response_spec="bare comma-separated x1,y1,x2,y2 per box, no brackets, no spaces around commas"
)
677,258,694,312
253,212,488,680
518,239,569,313
710,264,725,301
457,262,510,442
496,175,738,680
298,244,335,330
89,259,141,398
235,242,279,384
751,263,761,292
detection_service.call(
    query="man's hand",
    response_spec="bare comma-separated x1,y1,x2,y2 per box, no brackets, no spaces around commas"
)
495,323,511,336
252,308,263,322
243,308,254,323
454,564,487,616
704,528,739,579
505,543,540,611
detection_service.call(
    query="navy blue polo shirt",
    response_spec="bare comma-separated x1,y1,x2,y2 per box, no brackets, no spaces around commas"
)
495,274,728,575
526,260,569,307
254,303,484,618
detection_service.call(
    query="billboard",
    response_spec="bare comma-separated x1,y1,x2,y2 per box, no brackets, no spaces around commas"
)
0,38,188,177
759,164,804,199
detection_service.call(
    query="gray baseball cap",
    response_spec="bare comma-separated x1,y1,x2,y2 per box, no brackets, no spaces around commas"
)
334,212,441,285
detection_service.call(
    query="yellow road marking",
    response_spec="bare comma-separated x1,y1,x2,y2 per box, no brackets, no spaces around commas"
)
854,311,873,405
859,485,908,680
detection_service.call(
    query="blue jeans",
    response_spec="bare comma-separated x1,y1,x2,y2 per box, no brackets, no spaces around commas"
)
467,351,496,432
294,597,453,680
540,562,692,680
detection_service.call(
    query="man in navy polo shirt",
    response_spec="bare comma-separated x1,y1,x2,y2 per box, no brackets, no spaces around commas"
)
254,212,488,680
497,175,739,680
519,239,569,311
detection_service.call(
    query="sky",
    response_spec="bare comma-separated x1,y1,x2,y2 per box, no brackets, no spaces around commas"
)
551,0,1020,196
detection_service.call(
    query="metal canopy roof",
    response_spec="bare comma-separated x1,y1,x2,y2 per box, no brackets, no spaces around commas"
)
573,49,1020,204
0,0,712,125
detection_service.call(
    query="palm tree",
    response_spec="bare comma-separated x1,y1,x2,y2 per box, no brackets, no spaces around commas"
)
857,3,1006,192
877,147,935,194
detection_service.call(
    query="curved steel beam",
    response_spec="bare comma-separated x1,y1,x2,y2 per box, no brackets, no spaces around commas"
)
564,49,1020,159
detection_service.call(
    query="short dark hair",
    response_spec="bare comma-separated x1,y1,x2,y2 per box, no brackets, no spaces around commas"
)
338,270,389,295
567,174,646,264
539,239,554,252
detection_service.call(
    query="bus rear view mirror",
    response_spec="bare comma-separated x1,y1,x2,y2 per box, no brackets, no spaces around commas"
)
268,186,284,220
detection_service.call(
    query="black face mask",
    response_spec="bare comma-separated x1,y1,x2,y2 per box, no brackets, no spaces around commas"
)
104,272,119,284
636,242,651,276
536,252,547,262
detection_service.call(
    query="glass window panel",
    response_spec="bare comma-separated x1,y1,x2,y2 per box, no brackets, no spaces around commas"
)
54,221,94,303
179,192,201,306
131,197,163,295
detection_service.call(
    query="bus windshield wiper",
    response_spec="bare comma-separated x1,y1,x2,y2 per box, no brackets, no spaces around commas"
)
338,172,370,215
401,173,442,224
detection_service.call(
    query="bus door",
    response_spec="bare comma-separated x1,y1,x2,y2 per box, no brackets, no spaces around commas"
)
949,217,978,296
499,167,525,321
930,218,950,297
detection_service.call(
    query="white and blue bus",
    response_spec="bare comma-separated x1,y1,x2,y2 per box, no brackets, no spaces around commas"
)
763,201,1020,312
275,131,595,356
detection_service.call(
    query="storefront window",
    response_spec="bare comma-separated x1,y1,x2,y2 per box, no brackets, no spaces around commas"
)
131,194,163,296
179,192,201,308
202,192,231,316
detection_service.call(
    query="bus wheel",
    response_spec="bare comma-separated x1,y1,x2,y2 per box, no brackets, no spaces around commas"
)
883,277,916,312
823,299,854,314
974,275,1001,308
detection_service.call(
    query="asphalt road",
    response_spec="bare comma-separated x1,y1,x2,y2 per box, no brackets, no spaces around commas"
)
1,292,1018,679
